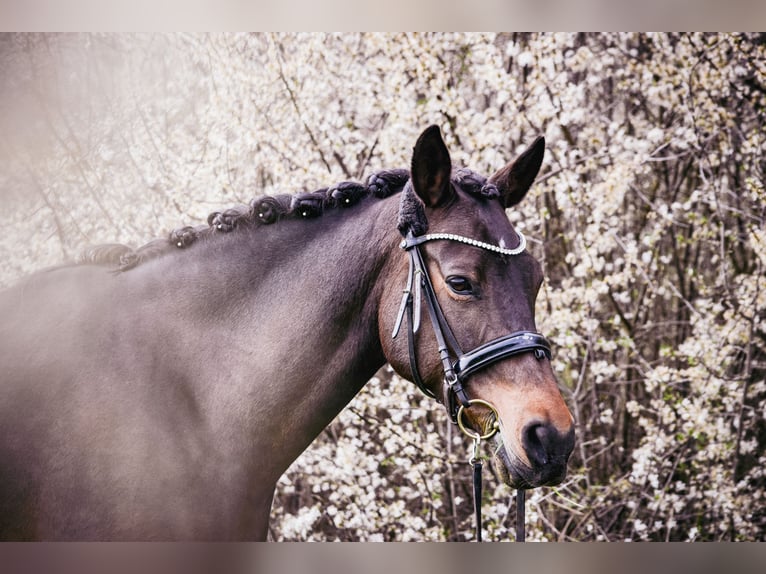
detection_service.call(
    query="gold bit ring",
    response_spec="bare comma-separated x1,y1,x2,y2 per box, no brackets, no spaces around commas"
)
456,399,501,441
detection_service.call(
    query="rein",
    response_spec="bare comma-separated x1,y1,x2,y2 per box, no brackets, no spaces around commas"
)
392,229,552,542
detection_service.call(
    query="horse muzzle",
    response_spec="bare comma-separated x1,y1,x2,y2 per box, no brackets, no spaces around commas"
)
491,419,575,489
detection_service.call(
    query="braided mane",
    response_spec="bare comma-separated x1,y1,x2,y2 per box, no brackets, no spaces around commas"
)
78,168,499,272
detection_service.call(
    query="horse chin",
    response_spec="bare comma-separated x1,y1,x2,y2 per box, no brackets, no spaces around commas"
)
491,439,530,489
491,450,517,487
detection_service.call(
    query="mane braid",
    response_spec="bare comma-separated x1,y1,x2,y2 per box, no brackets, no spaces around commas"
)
77,168,496,272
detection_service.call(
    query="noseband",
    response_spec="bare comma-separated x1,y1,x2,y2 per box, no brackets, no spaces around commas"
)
391,229,552,423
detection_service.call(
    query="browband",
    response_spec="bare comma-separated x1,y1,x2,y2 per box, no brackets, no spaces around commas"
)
400,229,527,256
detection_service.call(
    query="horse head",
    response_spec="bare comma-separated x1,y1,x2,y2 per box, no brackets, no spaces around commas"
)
380,126,575,490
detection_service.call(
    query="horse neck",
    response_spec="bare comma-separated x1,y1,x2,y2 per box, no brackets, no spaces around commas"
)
141,194,401,482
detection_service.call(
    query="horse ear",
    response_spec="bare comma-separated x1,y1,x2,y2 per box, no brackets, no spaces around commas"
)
410,125,454,208
490,136,545,208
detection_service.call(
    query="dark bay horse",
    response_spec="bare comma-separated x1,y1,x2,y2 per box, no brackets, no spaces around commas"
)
0,126,574,540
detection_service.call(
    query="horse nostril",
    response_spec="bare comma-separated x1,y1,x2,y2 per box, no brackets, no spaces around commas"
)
521,420,576,470
522,421,552,467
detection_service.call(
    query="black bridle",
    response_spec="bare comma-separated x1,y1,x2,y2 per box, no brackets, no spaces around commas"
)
391,229,553,542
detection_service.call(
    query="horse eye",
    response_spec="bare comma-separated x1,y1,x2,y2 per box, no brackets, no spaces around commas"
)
446,276,474,294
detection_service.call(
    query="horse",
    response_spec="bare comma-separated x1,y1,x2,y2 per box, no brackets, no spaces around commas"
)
0,125,575,540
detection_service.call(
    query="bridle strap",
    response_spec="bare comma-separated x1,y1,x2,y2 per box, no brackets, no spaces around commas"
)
409,243,471,409
516,489,526,542
394,237,470,408
405,292,435,399
455,332,552,382
473,458,484,542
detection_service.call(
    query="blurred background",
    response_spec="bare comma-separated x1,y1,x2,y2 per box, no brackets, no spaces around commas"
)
0,33,764,541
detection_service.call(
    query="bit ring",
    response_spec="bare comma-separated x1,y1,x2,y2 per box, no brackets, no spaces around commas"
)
456,399,501,441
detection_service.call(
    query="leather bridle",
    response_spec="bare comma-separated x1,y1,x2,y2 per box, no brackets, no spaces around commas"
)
392,229,553,422
391,228,553,542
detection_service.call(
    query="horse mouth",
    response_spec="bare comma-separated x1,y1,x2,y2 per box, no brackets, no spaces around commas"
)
490,436,569,489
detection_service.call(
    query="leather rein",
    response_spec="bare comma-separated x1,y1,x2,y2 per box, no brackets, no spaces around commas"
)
391,229,553,542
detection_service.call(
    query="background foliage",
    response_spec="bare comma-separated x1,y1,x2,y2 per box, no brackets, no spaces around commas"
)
1,33,764,541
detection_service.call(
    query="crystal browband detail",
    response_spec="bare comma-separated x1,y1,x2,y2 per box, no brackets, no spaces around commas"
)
401,230,527,256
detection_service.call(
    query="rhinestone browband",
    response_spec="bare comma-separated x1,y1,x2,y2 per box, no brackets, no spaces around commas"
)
401,230,527,256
